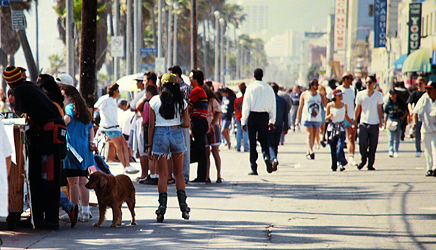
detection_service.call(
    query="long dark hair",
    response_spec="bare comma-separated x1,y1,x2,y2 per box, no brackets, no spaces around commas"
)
159,82,185,119
59,84,92,124
37,74,64,108
203,85,221,104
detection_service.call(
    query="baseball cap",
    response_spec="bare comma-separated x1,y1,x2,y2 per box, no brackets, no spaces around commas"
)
332,89,343,96
56,74,74,86
161,73,178,84
118,98,128,106
425,81,436,89
135,73,144,81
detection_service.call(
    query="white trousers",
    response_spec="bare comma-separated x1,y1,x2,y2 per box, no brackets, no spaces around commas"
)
422,132,436,171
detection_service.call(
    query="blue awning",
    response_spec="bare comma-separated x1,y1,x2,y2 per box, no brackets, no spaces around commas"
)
394,54,408,70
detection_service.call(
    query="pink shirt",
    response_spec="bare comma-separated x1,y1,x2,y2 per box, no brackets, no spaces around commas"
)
142,101,150,124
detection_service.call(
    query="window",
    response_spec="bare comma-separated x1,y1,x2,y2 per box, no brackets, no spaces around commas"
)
369,4,374,17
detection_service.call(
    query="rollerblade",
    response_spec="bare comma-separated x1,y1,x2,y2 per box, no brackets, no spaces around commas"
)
177,190,191,220
155,192,167,223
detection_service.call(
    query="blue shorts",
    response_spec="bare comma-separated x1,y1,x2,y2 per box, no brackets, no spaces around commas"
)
303,121,322,129
344,118,354,128
222,118,232,130
105,130,122,139
152,126,186,155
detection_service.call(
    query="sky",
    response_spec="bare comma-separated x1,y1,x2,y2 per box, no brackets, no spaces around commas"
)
14,0,64,74
13,0,336,74
228,0,335,38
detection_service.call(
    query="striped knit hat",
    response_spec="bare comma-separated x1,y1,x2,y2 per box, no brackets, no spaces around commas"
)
3,66,22,84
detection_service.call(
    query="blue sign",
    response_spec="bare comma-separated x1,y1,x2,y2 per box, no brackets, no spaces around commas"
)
0,1,8,6
374,0,387,48
140,48,157,56
141,64,155,71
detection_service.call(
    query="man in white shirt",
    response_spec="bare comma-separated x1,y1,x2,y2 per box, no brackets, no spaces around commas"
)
354,75,384,171
412,81,436,176
338,73,357,165
241,68,276,175
129,73,148,180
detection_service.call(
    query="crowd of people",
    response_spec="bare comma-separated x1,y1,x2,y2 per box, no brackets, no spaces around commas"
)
1,64,434,228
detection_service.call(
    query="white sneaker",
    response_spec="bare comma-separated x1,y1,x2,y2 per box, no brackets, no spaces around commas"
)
80,212,90,222
416,152,421,157
388,152,393,158
348,156,356,166
393,152,399,158
59,212,70,222
124,166,139,174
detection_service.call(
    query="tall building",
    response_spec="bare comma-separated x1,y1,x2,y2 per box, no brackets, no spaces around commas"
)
239,1,269,38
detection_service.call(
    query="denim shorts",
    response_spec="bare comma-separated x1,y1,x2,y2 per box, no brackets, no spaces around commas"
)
222,118,232,130
303,121,322,129
105,130,122,139
152,126,187,155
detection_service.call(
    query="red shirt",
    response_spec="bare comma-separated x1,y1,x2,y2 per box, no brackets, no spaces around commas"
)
188,86,208,119
234,95,244,121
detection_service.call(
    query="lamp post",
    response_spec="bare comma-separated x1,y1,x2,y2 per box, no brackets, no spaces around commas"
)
219,18,225,84
214,11,220,81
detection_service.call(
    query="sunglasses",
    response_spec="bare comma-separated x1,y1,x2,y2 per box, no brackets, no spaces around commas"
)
366,81,373,84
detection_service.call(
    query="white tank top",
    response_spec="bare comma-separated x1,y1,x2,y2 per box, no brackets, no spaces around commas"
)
330,105,345,123
302,91,322,122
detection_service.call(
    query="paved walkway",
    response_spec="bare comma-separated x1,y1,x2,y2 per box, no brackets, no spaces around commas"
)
1,129,436,250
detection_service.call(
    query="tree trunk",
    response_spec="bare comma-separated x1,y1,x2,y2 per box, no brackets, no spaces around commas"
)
9,2,38,82
17,29,38,81
79,0,97,108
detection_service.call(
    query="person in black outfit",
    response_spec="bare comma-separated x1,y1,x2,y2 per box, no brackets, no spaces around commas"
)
407,77,426,157
4,66,66,230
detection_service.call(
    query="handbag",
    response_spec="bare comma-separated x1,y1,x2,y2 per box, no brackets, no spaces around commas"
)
388,120,398,131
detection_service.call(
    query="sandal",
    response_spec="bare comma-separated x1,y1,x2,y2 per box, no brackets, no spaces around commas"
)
205,178,211,183
216,178,223,183
167,178,175,184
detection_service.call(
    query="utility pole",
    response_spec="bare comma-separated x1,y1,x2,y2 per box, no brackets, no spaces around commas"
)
214,11,219,81
190,0,197,69
35,1,39,71
66,0,74,80
166,1,172,69
134,0,142,73
114,0,120,80
158,0,163,58
219,18,225,83
126,0,133,75
172,3,178,66
79,0,97,107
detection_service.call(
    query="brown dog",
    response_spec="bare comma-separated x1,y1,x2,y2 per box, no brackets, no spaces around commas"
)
85,171,136,227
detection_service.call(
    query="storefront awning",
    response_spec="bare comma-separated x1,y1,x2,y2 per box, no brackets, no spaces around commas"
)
394,54,408,70
402,47,432,73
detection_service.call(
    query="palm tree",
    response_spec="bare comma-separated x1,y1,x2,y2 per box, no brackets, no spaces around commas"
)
47,53,66,76
1,1,39,82
54,0,110,74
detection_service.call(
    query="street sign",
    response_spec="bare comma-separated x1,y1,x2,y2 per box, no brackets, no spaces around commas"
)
110,36,124,57
140,48,157,56
0,1,9,6
11,10,25,30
